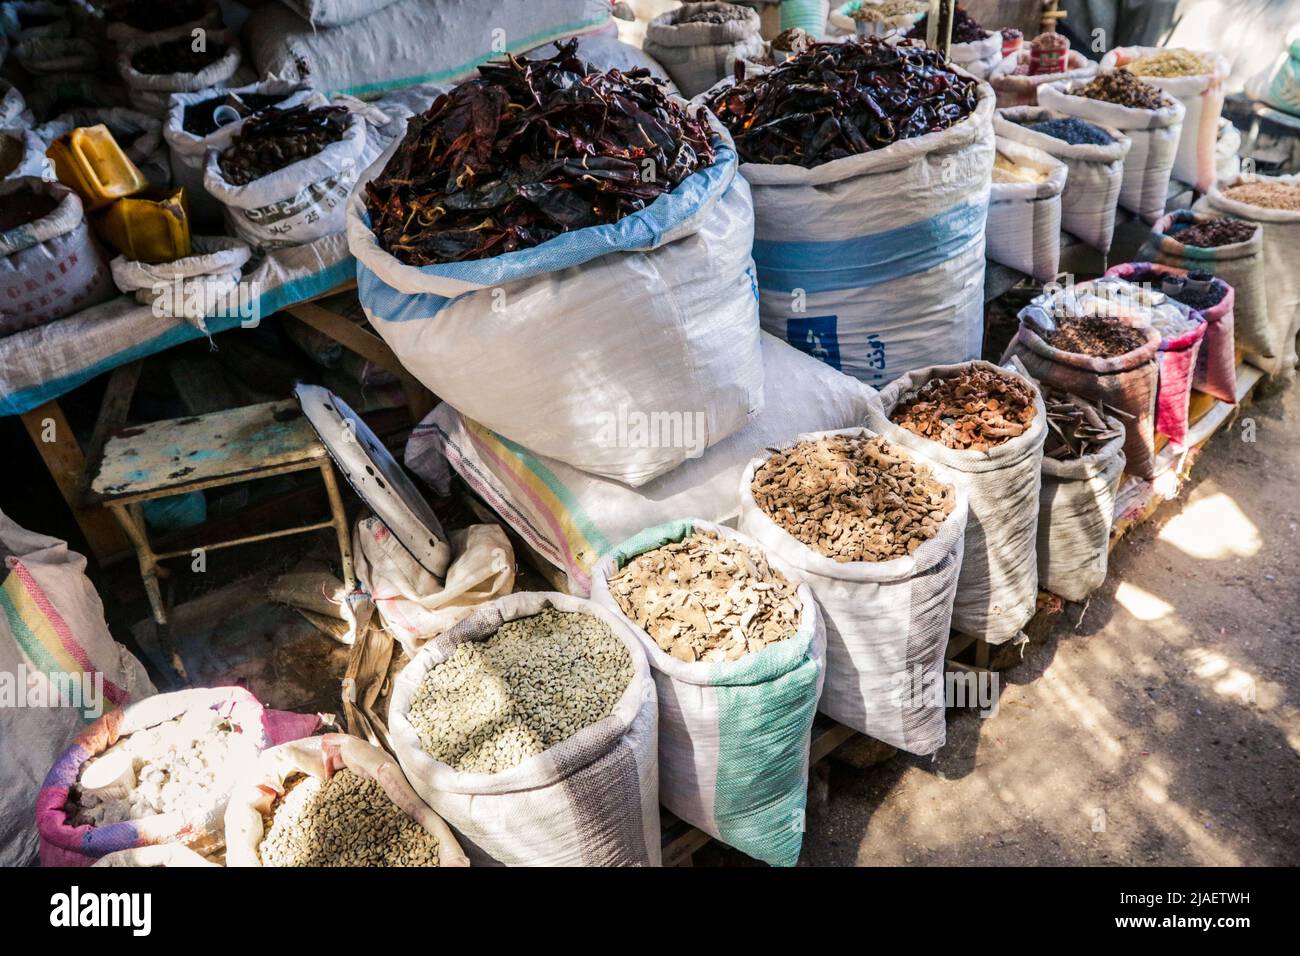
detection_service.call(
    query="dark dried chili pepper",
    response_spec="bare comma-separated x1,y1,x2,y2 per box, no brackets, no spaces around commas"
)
364,39,716,266
706,37,978,167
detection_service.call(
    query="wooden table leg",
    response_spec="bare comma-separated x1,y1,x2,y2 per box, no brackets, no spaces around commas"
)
109,503,187,682
20,400,129,562
320,462,355,589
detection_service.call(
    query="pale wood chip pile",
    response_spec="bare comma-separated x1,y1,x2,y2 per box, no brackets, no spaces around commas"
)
751,434,956,563
609,530,802,664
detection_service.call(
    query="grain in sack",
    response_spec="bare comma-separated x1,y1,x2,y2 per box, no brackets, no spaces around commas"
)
1196,175,1300,377
1101,47,1229,193
995,106,1131,253
1103,266,1222,443
0,177,115,337
225,733,469,867
1141,209,1257,387
389,592,659,866
644,3,765,98
1039,73,1184,223
1035,388,1127,602
591,521,824,867
738,429,968,755
987,137,1067,282
1068,276,1206,451
870,360,1045,643
1004,294,1162,479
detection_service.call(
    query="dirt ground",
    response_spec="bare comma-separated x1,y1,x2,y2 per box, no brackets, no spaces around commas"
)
741,380,1298,867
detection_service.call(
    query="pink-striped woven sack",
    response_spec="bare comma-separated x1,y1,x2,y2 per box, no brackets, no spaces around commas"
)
36,686,320,866
1106,261,1236,405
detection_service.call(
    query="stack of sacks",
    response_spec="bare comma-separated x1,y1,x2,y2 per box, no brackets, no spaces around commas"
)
405,334,881,595
348,43,766,534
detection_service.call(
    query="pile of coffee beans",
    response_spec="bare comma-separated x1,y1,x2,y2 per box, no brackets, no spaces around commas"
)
1173,216,1257,248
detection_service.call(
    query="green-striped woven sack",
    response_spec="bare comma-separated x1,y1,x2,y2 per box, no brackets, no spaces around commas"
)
591,519,825,867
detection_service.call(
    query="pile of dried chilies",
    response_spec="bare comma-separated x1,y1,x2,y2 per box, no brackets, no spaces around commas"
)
364,39,716,265
707,37,979,168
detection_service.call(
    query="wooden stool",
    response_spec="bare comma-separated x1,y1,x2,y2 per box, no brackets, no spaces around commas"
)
89,399,354,678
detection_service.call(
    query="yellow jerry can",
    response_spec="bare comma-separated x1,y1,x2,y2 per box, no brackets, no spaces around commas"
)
46,124,147,211
93,187,192,263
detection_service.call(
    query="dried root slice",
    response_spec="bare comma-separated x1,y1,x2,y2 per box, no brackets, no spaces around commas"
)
609,530,802,664
751,434,956,563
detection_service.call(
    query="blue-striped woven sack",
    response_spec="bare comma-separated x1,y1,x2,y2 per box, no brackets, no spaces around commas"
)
590,519,825,867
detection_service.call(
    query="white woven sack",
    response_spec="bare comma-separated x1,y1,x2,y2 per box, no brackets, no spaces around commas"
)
109,235,252,332
0,79,34,129
0,128,53,181
116,28,242,116
164,81,316,228
1197,174,1300,377
279,0,401,27
1037,420,1125,603
403,333,878,594
714,71,995,388
389,591,660,866
987,136,1066,281
1101,46,1229,193
1038,79,1184,223
349,118,764,488
0,510,156,868
738,427,969,755
644,3,765,99
995,106,1130,253
224,732,470,867
870,359,1046,644
0,177,115,335
590,519,825,867
204,104,367,251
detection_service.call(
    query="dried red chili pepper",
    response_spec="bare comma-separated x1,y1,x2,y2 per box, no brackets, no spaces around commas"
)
364,39,716,266
706,37,979,168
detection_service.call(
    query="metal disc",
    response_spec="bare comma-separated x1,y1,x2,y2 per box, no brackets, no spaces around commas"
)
295,384,451,578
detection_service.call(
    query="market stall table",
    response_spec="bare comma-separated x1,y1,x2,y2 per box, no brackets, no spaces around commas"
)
1,234,433,562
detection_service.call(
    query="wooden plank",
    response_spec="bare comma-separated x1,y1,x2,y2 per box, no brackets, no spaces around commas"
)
283,302,436,422
83,360,143,494
19,401,130,561
91,400,326,503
